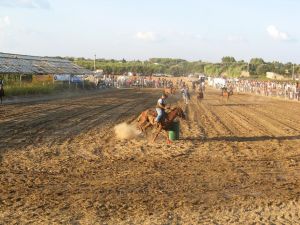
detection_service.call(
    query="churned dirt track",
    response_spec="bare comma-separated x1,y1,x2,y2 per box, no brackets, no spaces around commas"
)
0,88,299,225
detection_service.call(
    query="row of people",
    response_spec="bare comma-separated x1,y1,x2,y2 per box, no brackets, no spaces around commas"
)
229,80,300,101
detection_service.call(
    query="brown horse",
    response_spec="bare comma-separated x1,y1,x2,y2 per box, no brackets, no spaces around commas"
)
222,91,229,99
137,106,185,143
197,91,204,100
221,87,231,101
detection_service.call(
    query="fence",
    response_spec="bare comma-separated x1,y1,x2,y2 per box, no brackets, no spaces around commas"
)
112,77,176,89
223,80,300,101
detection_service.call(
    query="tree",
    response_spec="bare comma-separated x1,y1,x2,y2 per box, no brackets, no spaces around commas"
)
204,64,223,76
248,58,265,75
72,56,299,79
222,56,236,64
270,61,285,75
256,64,270,76
169,65,185,76
250,58,265,65
191,62,204,73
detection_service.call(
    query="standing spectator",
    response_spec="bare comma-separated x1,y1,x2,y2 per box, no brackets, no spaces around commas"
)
181,84,190,104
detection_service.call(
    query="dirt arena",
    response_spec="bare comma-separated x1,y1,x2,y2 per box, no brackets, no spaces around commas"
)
0,88,299,225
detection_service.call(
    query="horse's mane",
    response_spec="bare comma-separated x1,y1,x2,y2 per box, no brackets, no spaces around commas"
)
170,106,181,111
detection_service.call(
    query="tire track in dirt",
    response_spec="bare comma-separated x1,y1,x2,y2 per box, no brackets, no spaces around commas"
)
215,94,291,137
1,102,128,148
64,96,157,148
232,94,300,131
191,91,297,198
206,90,300,198
0,90,164,151
0,89,135,122
0,91,109,120
1,88,300,225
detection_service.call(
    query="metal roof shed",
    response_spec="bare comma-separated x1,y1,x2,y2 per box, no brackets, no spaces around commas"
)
0,52,91,75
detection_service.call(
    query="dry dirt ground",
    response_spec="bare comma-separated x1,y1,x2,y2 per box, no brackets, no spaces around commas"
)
0,88,299,225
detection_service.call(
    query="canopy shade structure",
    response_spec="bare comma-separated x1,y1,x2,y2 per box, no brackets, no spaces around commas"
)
0,52,91,75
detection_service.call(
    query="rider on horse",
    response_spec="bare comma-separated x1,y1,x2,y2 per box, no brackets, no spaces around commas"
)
221,84,227,95
155,93,168,126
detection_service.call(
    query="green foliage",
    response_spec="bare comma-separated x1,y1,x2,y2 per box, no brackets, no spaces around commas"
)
226,64,245,77
256,64,270,75
5,83,60,96
250,58,265,65
204,64,224,76
72,57,298,79
222,56,236,64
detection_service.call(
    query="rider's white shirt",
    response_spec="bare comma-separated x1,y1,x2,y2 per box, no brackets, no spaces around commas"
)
158,98,166,105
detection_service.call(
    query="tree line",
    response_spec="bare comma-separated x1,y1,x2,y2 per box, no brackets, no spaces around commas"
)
64,56,300,78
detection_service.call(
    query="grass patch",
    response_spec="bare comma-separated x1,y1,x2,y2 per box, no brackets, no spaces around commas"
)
5,83,62,97
4,82,97,97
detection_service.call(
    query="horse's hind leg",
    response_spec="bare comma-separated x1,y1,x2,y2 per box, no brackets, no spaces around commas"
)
137,119,146,131
139,121,151,133
137,114,147,131
143,122,152,131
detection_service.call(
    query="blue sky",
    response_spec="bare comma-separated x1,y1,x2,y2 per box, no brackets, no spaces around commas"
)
0,0,299,62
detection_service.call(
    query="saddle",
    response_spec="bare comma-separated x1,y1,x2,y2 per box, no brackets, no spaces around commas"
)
148,109,168,123
148,109,158,117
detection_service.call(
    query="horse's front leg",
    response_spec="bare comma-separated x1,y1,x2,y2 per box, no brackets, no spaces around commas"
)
152,127,162,143
163,129,171,144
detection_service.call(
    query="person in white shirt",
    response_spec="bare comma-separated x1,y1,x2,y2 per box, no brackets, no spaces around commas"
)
155,93,168,125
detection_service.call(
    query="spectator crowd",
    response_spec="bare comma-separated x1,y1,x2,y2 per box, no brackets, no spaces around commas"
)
210,78,300,101
97,75,177,89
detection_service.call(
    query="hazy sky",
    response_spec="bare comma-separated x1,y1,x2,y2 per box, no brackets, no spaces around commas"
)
0,0,299,62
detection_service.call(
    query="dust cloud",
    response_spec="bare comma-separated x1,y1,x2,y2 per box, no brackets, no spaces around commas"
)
114,122,141,140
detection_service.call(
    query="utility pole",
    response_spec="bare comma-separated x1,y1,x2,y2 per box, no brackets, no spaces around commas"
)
94,54,96,71
292,63,295,80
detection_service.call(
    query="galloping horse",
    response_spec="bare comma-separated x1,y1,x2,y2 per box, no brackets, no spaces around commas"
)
197,91,204,100
221,87,232,100
222,90,229,100
137,106,185,143
197,84,205,100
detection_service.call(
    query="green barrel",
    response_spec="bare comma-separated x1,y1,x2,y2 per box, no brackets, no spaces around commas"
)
169,121,180,141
